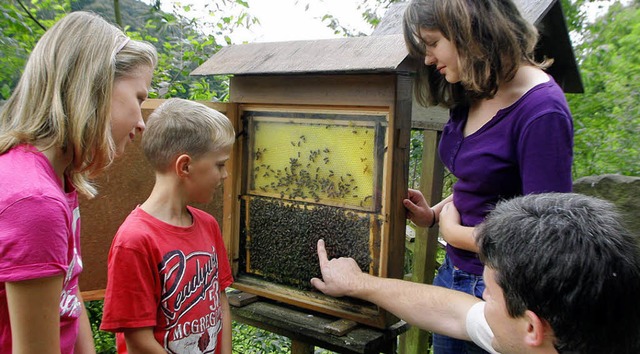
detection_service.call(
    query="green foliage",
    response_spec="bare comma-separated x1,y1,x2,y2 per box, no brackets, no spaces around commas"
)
569,1,640,177
0,0,257,101
135,1,256,100
355,0,401,28
560,0,590,34
231,321,291,354
85,301,116,354
232,321,336,353
299,0,402,37
408,130,424,189
0,0,72,98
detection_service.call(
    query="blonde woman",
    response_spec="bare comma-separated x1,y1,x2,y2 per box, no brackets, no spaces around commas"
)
0,11,157,354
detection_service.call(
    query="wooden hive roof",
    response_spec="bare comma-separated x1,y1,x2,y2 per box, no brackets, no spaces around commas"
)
191,34,415,76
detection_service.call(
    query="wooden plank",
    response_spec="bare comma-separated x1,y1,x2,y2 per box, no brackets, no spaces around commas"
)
291,341,314,354
231,275,386,328
535,1,584,93
385,74,412,284
399,130,445,354
324,319,358,336
230,300,408,354
413,130,445,285
230,74,397,107
222,102,242,276
81,289,105,301
371,3,406,36
227,291,259,307
515,0,556,25
191,35,409,76
411,102,449,129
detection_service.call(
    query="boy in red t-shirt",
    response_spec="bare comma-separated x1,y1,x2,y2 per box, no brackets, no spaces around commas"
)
101,98,235,354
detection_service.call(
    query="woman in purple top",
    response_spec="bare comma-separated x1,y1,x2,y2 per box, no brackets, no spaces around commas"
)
401,0,573,353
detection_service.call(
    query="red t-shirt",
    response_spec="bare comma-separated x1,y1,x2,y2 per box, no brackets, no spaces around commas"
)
101,206,233,354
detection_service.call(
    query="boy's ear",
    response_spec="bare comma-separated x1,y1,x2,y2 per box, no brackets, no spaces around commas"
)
175,154,191,177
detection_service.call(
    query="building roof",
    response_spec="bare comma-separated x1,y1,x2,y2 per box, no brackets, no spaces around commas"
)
192,0,582,93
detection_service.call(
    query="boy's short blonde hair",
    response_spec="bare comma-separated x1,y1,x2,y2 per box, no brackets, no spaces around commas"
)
142,98,235,171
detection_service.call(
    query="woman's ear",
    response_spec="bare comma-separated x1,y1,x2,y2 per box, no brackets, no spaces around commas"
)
175,154,191,177
523,309,553,348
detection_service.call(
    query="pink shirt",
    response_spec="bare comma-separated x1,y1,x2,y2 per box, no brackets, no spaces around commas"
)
0,144,84,354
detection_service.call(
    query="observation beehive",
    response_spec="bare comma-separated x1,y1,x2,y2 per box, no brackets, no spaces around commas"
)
233,104,409,328
193,34,417,328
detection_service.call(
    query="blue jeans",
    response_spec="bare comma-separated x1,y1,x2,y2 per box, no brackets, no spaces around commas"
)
432,255,488,354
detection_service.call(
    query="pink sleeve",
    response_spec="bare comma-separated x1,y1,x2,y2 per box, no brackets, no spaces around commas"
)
0,196,70,282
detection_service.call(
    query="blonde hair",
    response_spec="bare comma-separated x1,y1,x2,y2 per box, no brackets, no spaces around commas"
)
0,11,157,197
403,0,551,108
142,98,235,172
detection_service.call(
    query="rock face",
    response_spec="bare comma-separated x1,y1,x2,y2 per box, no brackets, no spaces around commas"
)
573,174,640,235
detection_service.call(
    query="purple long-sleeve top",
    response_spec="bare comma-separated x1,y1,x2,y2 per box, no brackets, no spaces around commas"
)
439,77,573,275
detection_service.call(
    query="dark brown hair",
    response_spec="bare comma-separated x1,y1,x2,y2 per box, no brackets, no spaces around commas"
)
403,0,551,108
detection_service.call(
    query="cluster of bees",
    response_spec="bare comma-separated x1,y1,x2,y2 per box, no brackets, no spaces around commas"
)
246,197,373,290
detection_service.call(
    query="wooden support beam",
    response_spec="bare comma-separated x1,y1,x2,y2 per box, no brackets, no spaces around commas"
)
291,340,314,354
399,129,445,354
231,300,408,354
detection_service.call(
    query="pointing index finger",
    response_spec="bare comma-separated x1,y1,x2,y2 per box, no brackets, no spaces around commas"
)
317,239,329,266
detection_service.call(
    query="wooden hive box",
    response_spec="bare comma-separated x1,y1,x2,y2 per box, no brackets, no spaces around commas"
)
192,34,420,328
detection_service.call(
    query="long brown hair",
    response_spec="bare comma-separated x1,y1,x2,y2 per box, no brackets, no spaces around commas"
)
403,0,551,108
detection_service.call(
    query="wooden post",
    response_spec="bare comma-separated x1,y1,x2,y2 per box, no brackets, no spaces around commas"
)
291,340,314,354
399,129,444,353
